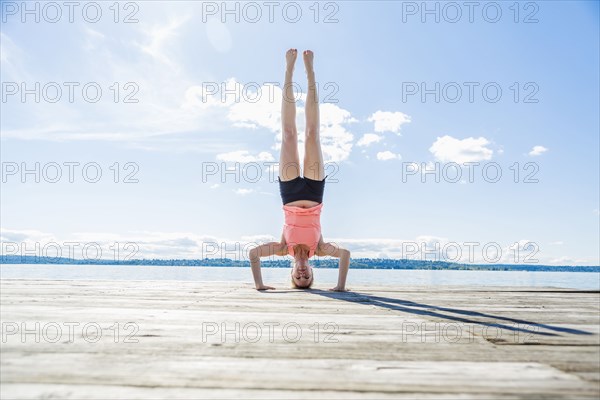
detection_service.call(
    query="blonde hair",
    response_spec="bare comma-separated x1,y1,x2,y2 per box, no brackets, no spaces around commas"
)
290,245,314,289
290,268,314,289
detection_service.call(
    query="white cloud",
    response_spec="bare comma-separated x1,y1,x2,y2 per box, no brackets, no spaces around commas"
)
3,23,358,163
216,150,274,163
225,82,282,132
182,82,234,110
265,163,278,178
0,33,32,82
548,256,597,265
0,229,210,260
429,135,493,163
0,32,12,64
3,228,598,266
549,256,574,265
528,145,548,156
199,81,356,163
234,188,254,196
312,103,355,163
357,133,383,147
0,229,55,244
3,77,263,150
82,28,106,52
368,111,411,134
376,151,401,161
1,16,228,143
135,15,190,68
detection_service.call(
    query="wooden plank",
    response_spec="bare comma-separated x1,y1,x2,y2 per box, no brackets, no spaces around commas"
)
0,384,550,400
1,279,599,399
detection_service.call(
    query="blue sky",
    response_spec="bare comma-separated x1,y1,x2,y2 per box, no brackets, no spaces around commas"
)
1,1,598,265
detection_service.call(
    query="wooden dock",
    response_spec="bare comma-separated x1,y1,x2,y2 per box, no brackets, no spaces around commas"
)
1,279,599,399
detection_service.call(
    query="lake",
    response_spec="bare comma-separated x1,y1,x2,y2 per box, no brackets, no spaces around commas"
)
1,264,599,290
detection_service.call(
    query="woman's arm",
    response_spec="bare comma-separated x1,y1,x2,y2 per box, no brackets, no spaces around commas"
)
248,238,287,290
316,239,351,291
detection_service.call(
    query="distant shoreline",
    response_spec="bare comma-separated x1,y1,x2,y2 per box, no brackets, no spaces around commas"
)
2,256,599,273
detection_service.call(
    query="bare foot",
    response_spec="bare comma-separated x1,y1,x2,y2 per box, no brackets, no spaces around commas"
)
303,50,314,74
286,48,297,72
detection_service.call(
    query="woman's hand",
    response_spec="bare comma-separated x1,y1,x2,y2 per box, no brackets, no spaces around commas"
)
328,286,348,292
250,242,286,291
255,284,276,291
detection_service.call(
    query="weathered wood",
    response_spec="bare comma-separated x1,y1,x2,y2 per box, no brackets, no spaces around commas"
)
1,279,599,399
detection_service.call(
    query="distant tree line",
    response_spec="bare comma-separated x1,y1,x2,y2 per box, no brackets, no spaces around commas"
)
1,255,598,272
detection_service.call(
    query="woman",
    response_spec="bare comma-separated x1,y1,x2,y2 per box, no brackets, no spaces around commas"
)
249,49,350,291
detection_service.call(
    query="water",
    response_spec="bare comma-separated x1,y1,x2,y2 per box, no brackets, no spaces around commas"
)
1,264,599,290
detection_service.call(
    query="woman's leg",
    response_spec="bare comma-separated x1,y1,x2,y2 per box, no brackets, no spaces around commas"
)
279,49,301,182
302,50,325,181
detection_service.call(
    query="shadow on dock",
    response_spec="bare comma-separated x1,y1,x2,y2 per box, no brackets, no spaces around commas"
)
306,289,593,337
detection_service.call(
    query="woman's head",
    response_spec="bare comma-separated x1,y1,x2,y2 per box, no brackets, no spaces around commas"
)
290,245,314,289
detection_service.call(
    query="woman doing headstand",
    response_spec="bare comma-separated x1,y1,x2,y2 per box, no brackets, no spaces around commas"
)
249,49,350,291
